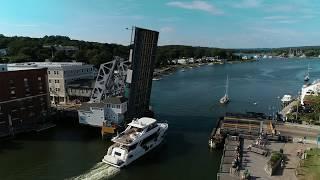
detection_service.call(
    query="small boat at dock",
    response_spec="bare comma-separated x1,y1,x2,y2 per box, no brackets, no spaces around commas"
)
304,64,311,82
152,78,161,81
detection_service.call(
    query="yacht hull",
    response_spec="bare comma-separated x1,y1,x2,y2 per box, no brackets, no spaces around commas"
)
102,122,168,168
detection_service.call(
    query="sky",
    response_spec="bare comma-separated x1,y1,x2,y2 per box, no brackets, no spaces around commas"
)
1,0,320,48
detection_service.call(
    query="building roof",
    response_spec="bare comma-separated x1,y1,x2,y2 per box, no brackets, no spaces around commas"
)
78,96,127,111
128,117,156,128
102,96,127,104
67,79,96,89
78,102,105,111
7,62,93,71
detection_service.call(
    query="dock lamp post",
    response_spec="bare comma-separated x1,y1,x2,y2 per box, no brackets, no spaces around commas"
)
296,91,301,121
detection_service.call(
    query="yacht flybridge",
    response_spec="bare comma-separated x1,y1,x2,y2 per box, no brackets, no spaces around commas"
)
102,117,168,168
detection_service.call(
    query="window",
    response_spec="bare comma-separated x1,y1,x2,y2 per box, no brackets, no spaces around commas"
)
115,152,121,156
116,105,120,109
48,71,51,74
24,78,28,84
38,77,42,81
49,79,51,83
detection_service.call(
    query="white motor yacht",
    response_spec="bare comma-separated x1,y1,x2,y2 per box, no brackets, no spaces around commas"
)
102,117,168,168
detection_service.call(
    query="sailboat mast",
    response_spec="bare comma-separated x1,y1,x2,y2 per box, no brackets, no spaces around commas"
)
225,75,229,96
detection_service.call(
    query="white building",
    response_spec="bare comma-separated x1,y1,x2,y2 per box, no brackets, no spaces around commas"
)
7,62,94,104
0,64,7,72
242,56,248,60
187,58,194,64
0,49,7,56
78,97,127,127
177,58,187,65
300,80,320,105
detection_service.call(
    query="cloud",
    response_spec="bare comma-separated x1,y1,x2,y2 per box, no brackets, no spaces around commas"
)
263,16,299,24
265,4,295,12
263,15,314,24
14,24,39,28
276,20,299,24
166,1,224,15
104,15,145,20
233,0,262,8
158,17,181,22
160,27,175,33
263,16,290,20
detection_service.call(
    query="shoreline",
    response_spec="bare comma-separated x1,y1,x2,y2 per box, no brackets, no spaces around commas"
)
153,59,256,78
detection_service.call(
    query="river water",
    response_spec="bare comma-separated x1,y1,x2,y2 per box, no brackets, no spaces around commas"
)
1,58,319,180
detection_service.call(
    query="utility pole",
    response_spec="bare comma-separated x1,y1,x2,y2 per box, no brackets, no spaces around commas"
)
126,26,135,63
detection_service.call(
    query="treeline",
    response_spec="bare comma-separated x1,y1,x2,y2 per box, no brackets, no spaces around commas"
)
0,34,235,67
0,34,129,67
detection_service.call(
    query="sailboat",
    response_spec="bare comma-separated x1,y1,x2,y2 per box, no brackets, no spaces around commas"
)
304,64,310,82
220,75,230,104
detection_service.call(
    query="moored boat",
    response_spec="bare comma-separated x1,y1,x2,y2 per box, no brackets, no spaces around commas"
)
220,75,230,104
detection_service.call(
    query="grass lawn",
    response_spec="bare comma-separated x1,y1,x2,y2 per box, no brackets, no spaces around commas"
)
297,148,320,180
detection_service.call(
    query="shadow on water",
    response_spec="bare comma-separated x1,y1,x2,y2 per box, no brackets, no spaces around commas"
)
11,124,101,142
0,140,24,153
131,131,194,167
156,114,218,131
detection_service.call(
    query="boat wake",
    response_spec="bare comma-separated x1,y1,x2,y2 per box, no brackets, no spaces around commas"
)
70,162,120,180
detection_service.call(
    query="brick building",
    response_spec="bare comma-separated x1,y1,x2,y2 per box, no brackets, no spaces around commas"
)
0,68,50,137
